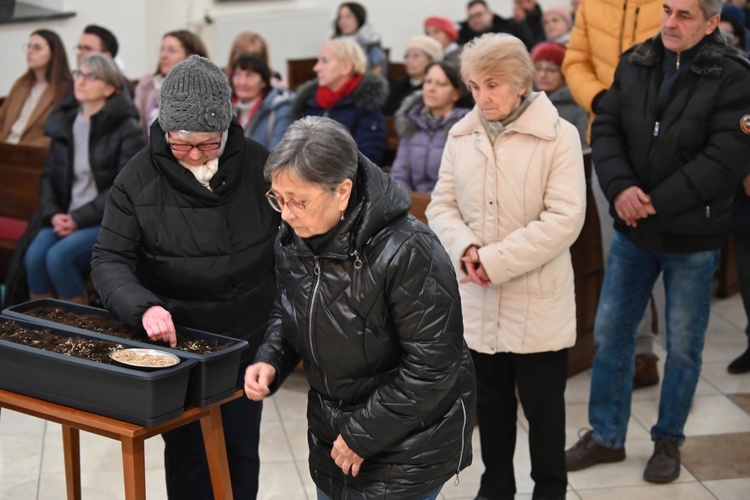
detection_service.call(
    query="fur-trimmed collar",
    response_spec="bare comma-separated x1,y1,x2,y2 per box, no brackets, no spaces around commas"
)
292,71,389,116
394,91,469,138
629,28,749,76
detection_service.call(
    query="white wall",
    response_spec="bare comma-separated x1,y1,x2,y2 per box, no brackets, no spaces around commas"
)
1,0,565,95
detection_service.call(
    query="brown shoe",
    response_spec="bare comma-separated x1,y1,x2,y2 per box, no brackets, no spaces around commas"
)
633,354,659,389
643,439,681,483
565,429,626,471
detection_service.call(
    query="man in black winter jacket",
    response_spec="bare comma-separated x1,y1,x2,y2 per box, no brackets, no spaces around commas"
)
565,0,750,485
457,0,534,48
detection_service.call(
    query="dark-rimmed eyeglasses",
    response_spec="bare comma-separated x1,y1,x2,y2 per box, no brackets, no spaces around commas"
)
72,70,101,82
265,188,331,216
168,141,222,152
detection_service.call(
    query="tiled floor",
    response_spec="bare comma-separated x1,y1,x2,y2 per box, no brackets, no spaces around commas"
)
1,293,750,499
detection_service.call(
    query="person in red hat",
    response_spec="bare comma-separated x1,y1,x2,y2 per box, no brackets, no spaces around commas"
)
424,16,461,64
530,41,587,148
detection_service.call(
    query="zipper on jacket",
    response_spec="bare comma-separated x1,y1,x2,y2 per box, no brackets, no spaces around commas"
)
619,2,628,54
653,122,660,137
632,7,640,45
706,206,710,218
454,397,468,486
308,257,334,398
676,53,681,70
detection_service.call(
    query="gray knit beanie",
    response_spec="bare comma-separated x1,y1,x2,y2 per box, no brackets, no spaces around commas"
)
158,55,232,133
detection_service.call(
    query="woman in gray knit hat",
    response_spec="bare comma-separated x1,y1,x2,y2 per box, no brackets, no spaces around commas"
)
91,55,279,499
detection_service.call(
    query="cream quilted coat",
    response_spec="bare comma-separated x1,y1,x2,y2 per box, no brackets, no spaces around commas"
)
426,92,586,354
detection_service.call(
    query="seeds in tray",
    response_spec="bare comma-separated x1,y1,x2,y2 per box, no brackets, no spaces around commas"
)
111,349,179,367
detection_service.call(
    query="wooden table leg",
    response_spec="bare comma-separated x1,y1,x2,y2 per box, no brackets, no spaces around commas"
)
200,405,233,500
121,437,146,500
62,425,81,500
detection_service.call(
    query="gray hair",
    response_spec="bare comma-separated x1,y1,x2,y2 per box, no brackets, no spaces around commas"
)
78,53,125,90
699,0,723,19
264,116,358,189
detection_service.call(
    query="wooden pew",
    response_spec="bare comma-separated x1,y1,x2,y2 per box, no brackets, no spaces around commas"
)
286,49,394,91
0,143,47,277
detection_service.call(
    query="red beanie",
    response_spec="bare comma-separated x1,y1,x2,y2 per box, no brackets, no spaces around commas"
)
530,42,566,69
424,16,459,43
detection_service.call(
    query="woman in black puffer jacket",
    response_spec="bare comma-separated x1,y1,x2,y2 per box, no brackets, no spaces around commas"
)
245,116,476,500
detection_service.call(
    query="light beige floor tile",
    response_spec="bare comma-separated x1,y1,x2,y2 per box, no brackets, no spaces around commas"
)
702,477,750,500
38,469,168,500
702,323,748,363
567,439,696,490
0,474,38,500
297,458,317,499
575,481,714,500
0,433,43,476
565,370,593,405
711,295,748,332
0,409,46,435
272,372,309,420
257,460,309,499
259,419,295,462
282,417,310,461
700,361,750,394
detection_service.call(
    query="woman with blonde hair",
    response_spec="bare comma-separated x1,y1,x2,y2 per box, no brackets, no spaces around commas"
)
0,29,70,147
427,33,586,500
292,38,387,164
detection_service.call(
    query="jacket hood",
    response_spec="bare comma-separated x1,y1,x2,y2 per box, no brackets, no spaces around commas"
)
279,154,411,255
546,85,576,106
394,91,470,138
292,71,389,116
350,22,381,47
630,28,750,76
450,91,560,141
45,90,140,139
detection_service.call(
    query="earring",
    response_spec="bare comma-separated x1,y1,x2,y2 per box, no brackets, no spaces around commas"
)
340,211,345,221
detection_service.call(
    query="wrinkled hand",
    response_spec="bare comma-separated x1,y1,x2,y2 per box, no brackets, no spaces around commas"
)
51,213,78,237
743,173,750,197
244,362,276,401
614,186,656,227
331,435,364,477
142,305,177,347
460,245,490,286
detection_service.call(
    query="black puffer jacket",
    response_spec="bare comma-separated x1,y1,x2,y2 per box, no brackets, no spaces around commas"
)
593,29,750,252
254,156,476,499
91,120,279,362
40,90,144,227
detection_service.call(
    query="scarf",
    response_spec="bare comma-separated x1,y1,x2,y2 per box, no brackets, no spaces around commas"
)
315,74,363,109
179,158,220,191
233,94,264,131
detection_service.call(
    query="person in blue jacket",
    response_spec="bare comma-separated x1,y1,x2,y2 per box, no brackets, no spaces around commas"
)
292,38,387,165
230,52,294,150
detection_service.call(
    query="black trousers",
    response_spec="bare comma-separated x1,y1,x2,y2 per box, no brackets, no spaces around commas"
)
163,369,262,500
471,349,568,500
734,231,750,338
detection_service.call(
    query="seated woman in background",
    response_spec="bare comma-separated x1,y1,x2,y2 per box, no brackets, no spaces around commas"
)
226,31,286,88
292,38,387,165
230,52,294,150
382,35,444,116
133,30,207,138
531,41,588,149
390,61,470,193
0,29,70,148
20,54,143,304
333,2,388,78
542,6,573,45
424,16,461,65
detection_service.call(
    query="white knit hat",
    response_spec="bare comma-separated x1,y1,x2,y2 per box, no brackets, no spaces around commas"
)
406,35,444,63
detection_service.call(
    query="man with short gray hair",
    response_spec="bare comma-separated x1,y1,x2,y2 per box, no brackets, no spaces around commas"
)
565,0,750,484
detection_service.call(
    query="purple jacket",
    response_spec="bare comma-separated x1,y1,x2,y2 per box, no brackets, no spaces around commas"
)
390,92,470,193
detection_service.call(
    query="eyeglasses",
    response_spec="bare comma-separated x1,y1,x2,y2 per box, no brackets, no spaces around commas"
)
265,188,332,216
72,70,101,82
75,44,97,53
168,141,222,152
534,64,561,74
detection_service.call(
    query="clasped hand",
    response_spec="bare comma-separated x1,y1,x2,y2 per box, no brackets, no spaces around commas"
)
460,245,490,286
51,213,78,237
614,186,656,227
331,434,364,477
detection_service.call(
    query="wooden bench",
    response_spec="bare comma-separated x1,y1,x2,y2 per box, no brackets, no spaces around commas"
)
0,143,47,277
286,49,395,91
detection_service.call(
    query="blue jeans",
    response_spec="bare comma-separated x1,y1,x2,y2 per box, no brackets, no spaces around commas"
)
589,232,719,447
24,225,101,298
316,486,442,500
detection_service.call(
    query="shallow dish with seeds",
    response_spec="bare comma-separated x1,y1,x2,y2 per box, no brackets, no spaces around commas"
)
110,348,180,369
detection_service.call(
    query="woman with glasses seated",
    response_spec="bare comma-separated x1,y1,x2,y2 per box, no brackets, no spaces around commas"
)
0,29,70,148
11,54,143,305
91,55,279,499
133,30,207,139
244,115,475,500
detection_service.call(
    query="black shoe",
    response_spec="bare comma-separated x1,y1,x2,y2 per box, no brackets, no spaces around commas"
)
728,346,750,374
643,438,681,483
565,429,625,471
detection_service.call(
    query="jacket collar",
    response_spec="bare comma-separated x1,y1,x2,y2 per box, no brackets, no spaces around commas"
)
449,91,559,141
394,91,469,137
630,28,735,77
293,71,389,116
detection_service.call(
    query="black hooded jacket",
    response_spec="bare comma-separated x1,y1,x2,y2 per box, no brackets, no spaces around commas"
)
458,13,534,48
254,156,476,498
91,120,279,362
593,29,750,252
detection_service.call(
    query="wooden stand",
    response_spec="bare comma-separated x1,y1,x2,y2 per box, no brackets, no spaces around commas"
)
0,388,241,500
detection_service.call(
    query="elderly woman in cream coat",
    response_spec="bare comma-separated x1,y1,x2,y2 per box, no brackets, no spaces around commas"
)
426,33,586,500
